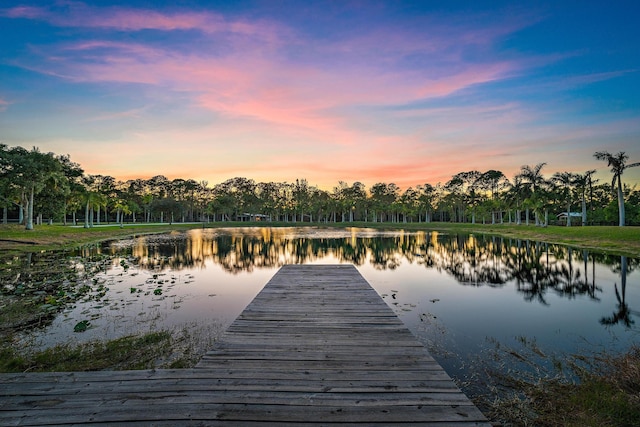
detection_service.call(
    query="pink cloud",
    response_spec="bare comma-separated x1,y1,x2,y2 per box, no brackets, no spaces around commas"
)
2,3,284,40
1,6,46,19
0,97,10,112
59,46,517,142
39,48,354,141
7,2,527,131
62,40,164,56
9,3,583,189
41,106,639,192
83,9,211,32
17,34,532,188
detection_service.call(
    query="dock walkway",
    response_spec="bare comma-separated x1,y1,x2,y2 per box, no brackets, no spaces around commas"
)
1,264,489,425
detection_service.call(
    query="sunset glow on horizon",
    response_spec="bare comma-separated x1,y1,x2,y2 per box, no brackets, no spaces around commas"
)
1,1,639,190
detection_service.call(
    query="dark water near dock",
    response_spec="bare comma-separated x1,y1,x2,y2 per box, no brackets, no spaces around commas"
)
6,227,639,386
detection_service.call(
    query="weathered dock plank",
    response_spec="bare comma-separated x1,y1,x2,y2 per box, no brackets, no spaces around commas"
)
0,264,489,425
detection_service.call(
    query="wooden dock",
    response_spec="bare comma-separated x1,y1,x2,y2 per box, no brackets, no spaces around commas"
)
1,264,489,425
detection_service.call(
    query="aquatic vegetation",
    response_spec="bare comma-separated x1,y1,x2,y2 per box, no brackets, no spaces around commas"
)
73,320,90,332
479,342,640,426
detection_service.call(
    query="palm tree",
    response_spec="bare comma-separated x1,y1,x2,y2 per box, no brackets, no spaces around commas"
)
517,163,547,226
594,151,640,226
573,170,596,226
445,171,481,223
27,149,65,229
504,176,525,224
399,187,419,223
82,189,102,228
551,171,576,226
416,183,436,223
477,170,508,224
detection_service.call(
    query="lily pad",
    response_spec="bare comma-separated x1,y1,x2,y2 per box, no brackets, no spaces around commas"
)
73,320,90,333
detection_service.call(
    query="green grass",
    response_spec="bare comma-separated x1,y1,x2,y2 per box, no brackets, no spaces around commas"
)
0,331,173,372
0,222,200,255
0,296,54,333
0,324,220,372
478,337,640,426
517,348,640,427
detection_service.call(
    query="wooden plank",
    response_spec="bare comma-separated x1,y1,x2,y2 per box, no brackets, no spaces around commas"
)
0,264,489,425
1,404,488,425
1,377,462,397
2,391,476,409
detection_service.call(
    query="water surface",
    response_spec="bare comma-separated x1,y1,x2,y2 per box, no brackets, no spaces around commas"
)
13,227,639,383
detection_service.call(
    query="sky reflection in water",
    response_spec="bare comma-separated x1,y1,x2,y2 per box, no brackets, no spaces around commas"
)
25,227,639,379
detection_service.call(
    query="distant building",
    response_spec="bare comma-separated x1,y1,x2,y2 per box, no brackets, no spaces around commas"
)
556,212,582,225
238,213,271,221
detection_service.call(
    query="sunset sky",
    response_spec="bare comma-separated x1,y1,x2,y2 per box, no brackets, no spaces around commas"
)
1,1,639,190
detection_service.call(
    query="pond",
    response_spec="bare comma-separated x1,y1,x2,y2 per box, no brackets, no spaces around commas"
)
5,227,639,391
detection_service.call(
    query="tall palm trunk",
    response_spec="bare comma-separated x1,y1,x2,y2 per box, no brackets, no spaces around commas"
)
616,176,625,226
581,189,587,226
84,200,90,228
25,186,35,230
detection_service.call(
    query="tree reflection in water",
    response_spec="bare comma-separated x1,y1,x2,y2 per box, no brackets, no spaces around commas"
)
90,227,639,322
7,227,638,370
601,256,639,328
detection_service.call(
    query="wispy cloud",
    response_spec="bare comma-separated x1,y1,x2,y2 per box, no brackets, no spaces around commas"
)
9,3,632,188
2,3,280,36
83,106,147,123
6,3,527,136
0,97,10,112
1,2,541,187
560,69,639,88
2,5,46,20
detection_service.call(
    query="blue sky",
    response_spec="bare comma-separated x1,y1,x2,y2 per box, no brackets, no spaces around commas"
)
1,1,639,189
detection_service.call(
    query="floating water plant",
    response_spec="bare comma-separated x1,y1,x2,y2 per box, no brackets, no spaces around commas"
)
74,320,90,332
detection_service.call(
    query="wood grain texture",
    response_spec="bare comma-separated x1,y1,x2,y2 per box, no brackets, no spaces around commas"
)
1,264,489,425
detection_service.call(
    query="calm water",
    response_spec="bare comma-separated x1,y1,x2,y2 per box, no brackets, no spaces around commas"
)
16,227,640,383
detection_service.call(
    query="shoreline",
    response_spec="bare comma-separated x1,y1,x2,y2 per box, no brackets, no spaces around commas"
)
2,222,640,257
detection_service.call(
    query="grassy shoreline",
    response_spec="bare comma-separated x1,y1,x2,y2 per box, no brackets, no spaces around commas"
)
2,221,640,257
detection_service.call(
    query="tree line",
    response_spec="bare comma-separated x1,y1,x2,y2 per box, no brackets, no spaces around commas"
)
1,144,639,230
